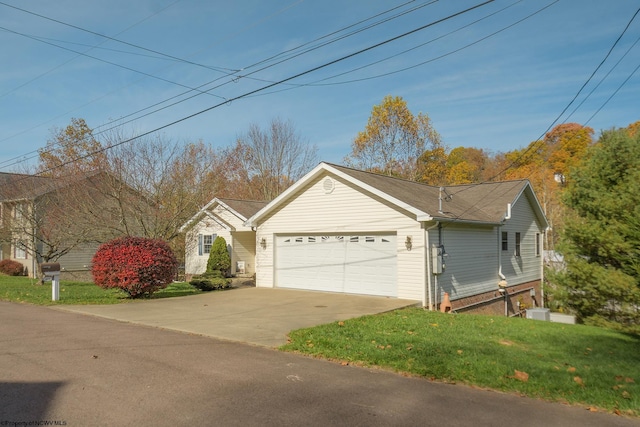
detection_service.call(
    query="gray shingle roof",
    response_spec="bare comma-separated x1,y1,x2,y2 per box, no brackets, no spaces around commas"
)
326,163,531,224
217,198,268,220
0,172,58,201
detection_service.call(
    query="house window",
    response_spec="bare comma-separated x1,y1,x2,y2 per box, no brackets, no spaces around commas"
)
515,232,521,257
14,204,25,221
535,233,541,257
501,232,508,251
14,241,27,259
198,234,216,256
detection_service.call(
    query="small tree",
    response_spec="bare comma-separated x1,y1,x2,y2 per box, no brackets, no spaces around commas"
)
206,236,231,276
92,237,177,298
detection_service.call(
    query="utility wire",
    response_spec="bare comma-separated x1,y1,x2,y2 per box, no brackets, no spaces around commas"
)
0,1,238,74
0,25,227,100
481,5,640,183
30,0,494,178
0,0,435,168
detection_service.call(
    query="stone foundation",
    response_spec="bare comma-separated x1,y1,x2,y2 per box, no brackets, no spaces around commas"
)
441,280,542,316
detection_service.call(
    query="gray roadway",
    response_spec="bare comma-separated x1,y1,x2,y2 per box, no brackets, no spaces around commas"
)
1,290,638,426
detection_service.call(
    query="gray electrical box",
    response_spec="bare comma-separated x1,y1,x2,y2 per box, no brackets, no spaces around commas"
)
526,308,550,321
431,246,444,275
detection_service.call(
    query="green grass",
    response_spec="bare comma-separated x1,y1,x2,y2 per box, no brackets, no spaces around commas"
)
281,307,640,417
0,275,201,305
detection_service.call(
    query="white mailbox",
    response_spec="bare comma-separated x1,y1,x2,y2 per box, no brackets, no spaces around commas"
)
40,263,61,301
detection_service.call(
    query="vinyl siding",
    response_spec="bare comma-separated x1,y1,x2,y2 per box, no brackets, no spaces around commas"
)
57,243,99,271
231,231,256,275
255,173,425,300
501,192,544,284
184,219,232,275
432,224,499,301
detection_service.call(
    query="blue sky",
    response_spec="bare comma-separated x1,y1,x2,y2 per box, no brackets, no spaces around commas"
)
1,0,638,171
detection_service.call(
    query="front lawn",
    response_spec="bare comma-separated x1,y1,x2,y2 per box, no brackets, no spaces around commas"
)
0,275,200,305
281,307,640,417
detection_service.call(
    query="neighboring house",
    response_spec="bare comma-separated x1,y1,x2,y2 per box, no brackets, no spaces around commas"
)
181,198,268,279
245,162,549,316
0,171,149,280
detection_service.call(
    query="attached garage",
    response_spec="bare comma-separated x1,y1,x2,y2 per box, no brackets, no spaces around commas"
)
245,162,548,313
275,234,397,296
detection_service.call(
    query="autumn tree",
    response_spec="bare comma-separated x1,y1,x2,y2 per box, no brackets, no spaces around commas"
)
444,147,494,184
345,95,442,181
550,127,640,328
233,118,317,201
38,118,106,177
504,123,594,248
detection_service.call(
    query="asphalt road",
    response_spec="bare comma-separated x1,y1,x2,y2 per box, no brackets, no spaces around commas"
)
0,301,637,427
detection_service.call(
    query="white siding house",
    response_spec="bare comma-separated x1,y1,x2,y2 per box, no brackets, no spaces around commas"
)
181,198,267,278
246,163,549,315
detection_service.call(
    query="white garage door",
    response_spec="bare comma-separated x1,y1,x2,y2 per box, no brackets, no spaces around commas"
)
275,234,397,297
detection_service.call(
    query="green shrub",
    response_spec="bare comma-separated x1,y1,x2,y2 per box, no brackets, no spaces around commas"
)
206,236,231,276
0,259,25,276
189,270,231,292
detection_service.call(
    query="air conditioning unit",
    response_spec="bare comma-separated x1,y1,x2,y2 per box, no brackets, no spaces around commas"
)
526,308,550,321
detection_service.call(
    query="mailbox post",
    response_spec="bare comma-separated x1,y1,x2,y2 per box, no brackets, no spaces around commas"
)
41,263,61,301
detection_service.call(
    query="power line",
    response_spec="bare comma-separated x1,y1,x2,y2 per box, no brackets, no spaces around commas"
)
0,1,238,74
0,24,228,100
0,0,436,168
30,1,494,178
484,5,640,182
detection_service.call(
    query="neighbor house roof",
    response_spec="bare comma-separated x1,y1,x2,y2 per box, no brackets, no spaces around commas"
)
179,197,268,232
0,172,58,201
246,162,549,228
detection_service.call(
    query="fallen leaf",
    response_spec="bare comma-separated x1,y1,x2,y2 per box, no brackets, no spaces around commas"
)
574,376,584,386
513,370,529,382
429,323,438,327
621,391,631,399
457,349,463,355
499,340,513,346
567,367,576,373
625,377,635,383
338,321,345,326
406,345,413,351
587,407,598,412
340,361,349,366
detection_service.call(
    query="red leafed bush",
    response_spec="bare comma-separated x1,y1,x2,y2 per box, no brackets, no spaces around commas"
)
91,237,177,298
0,259,25,276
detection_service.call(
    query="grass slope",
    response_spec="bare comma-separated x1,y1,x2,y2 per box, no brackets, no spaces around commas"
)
281,307,639,416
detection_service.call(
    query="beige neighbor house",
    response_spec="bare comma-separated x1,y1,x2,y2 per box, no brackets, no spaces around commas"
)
245,162,550,316
181,198,268,279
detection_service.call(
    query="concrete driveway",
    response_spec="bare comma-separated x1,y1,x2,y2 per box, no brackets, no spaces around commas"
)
57,287,419,347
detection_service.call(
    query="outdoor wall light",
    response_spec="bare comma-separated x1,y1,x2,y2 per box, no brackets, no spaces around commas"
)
405,236,412,251
260,238,267,250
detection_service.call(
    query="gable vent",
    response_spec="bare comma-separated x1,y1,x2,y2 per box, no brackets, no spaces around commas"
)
323,177,335,194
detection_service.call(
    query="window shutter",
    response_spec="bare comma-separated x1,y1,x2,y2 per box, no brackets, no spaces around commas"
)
198,234,203,256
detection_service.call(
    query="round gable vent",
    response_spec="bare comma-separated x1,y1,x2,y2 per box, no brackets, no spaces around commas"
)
323,177,335,194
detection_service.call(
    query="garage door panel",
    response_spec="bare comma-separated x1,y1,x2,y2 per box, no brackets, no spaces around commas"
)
276,234,396,296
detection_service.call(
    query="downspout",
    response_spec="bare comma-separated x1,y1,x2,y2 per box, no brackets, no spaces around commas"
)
498,203,512,316
424,221,439,310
